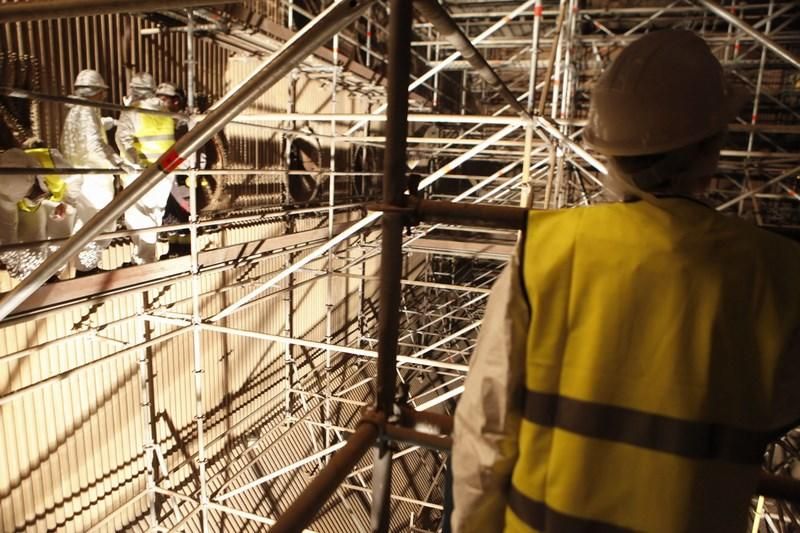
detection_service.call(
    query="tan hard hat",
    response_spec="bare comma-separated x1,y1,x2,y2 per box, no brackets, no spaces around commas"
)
74,69,108,90
156,82,178,97
130,72,156,91
583,30,746,157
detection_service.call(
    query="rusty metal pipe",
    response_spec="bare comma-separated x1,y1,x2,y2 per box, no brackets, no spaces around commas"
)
410,197,528,231
370,1,413,530
384,424,453,451
268,421,378,533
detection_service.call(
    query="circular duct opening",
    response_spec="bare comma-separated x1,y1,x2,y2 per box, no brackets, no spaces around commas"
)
166,132,226,218
287,137,321,203
352,145,378,198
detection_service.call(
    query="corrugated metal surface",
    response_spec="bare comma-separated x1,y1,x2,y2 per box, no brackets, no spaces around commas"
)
0,5,228,148
0,210,383,532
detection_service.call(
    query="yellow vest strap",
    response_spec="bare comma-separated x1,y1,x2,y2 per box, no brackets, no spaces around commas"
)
24,148,66,203
508,486,629,533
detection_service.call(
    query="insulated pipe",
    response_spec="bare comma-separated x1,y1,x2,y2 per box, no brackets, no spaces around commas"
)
696,0,800,71
0,0,238,22
0,0,377,323
414,0,528,118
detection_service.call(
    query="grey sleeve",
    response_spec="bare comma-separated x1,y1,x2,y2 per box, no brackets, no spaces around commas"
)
451,252,529,533
83,110,123,168
115,111,139,164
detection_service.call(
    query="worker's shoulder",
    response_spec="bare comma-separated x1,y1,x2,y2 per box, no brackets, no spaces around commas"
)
717,210,800,264
526,200,627,227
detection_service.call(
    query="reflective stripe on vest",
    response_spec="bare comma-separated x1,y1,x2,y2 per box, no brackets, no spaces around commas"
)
20,148,67,212
507,199,800,533
133,111,175,165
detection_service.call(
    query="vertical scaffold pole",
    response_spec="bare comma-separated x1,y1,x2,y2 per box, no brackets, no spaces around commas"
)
370,0,412,531
188,170,209,531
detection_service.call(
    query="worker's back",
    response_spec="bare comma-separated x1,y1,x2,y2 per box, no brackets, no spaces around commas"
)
508,197,800,532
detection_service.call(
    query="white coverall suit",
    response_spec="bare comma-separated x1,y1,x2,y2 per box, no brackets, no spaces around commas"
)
60,99,126,269
116,96,175,264
0,148,80,278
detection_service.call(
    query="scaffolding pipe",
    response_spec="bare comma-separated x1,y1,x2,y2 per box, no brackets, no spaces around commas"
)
269,421,379,533
216,440,348,502
0,0,377,322
345,0,538,135
716,164,800,210
417,124,522,190
414,0,528,117
522,0,543,206
369,2,413,530
200,323,470,372
409,197,528,230
696,0,800,70
324,32,341,457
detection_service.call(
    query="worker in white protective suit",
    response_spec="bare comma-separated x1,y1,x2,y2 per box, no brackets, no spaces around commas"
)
60,69,133,270
0,147,78,278
116,74,176,264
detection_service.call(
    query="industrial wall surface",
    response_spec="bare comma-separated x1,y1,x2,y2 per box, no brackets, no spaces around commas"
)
0,4,386,532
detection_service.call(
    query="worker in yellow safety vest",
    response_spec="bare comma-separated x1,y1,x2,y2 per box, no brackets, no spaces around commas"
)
20,146,80,242
451,30,800,533
116,73,177,264
0,145,79,278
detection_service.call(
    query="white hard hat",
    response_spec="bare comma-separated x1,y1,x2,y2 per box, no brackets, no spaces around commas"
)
130,72,156,92
74,69,108,90
156,82,178,97
583,30,746,157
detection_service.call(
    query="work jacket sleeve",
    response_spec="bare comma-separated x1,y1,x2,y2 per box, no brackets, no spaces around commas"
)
115,110,140,164
48,149,82,207
81,110,124,169
451,252,529,533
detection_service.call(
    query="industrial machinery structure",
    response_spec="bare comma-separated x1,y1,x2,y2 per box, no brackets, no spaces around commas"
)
0,0,799,531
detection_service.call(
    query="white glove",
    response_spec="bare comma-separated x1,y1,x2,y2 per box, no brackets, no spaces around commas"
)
101,116,116,131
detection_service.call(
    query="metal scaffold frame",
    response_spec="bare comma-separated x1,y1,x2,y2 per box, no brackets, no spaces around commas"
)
1,0,800,531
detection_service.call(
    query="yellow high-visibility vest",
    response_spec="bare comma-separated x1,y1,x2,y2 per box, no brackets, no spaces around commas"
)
19,148,67,212
507,198,800,533
133,110,175,166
